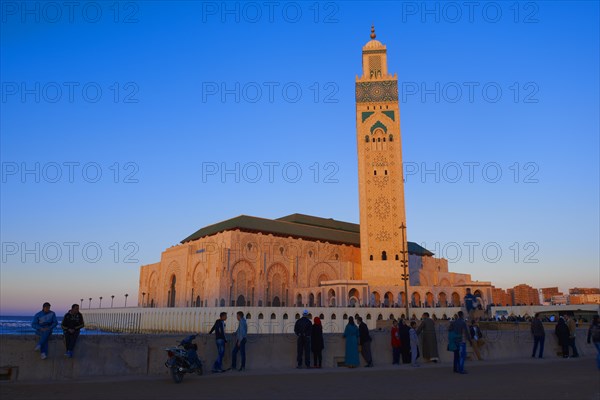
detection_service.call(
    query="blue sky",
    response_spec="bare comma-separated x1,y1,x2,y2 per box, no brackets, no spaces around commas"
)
1,1,598,315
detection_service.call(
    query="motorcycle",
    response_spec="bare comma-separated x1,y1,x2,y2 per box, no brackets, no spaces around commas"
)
164,334,203,383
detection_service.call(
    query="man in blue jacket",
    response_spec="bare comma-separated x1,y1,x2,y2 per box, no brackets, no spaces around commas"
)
32,302,58,360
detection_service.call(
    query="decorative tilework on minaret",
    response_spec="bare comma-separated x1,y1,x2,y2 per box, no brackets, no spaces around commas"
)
355,26,407,288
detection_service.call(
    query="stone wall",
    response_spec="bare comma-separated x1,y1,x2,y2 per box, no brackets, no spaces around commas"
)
1,326,595,382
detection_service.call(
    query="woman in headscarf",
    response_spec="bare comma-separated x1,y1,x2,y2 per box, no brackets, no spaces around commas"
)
343,316,360,368
311,317,324,368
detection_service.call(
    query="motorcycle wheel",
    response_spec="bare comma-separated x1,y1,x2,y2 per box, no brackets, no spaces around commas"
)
170,366,184,383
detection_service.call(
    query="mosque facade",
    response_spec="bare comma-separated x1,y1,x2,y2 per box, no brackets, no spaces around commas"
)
138,29,493,311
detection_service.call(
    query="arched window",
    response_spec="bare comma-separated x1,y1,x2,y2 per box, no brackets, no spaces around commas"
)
272,296,281,307
236,295,246,307
382,251,387,261
270,313,276,320
168,275,176,307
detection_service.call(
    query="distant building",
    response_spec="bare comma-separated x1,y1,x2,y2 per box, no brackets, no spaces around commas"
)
569,293,600,305
551,295,569,305
540,287,562,303
510,284,540,306
569,287,600,295
491,286,513,306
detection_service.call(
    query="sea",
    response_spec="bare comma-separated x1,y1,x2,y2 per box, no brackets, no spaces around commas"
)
0,315,113,335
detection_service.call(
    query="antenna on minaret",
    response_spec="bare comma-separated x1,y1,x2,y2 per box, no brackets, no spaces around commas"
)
370,25,376,39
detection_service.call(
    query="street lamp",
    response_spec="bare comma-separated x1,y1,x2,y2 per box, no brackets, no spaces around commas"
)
99,296,103,308
400,223,410,319
80,298,83,308
88,297,92,309
111,295,115,308
142,292,146,308
124,293,129,307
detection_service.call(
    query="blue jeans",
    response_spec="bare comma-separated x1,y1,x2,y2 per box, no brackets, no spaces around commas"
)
231,338,246,368
213,339,225,371
36,329,52,354
453,342,466,372
594,342,600,370
532,335,545,358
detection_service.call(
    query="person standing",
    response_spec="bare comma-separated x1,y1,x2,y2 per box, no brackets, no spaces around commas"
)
469,319,485,361
209,312,228,372
566,312,579,358
32,302,58,360
530,313,545,359
409,321,420,367
294,310,312,368
231,311,247,371
586,315,600,370
555,316,570,358
463,288,476,319
399,318,411,364
391,319,401,365
311,317,324,368
343,316,359,368
451,311,472,374
61,304,84,358
356,316,373,367
416,312,439,362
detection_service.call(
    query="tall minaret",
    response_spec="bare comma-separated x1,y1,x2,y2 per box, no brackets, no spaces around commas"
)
355,27,407,288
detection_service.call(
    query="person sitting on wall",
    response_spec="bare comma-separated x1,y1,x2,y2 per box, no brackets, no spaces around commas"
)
61,304,84,358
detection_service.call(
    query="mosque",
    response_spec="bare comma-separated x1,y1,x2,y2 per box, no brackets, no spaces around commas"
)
138,28,493,311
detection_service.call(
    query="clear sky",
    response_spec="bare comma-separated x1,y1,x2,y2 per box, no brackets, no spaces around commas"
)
1,1,598,315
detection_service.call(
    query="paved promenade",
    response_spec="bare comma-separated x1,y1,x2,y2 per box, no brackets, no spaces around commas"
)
2,356,598,400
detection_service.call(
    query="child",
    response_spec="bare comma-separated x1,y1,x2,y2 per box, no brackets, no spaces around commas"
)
409,321,420,367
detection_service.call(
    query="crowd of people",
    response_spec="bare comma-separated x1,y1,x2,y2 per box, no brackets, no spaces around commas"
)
30,299,600,373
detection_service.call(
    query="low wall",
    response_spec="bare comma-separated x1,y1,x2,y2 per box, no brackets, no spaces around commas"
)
1,326,595,382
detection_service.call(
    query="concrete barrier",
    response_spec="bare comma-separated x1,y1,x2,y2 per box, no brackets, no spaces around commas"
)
1,326,596,382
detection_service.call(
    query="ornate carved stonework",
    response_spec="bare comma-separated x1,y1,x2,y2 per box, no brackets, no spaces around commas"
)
355,80,398,103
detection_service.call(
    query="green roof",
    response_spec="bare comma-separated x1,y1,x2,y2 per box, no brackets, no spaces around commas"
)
181,213,434,256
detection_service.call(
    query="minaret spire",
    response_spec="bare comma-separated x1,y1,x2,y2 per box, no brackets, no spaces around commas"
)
370,25,376,39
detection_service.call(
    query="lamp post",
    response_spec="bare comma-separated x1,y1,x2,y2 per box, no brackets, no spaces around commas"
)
124,293,129,307
99,296,103,308
111,295,115,308
88,297,92,309
80,298,83,308
142,292,146,308
400,223,410,319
